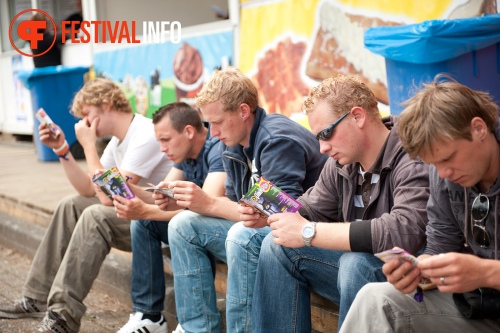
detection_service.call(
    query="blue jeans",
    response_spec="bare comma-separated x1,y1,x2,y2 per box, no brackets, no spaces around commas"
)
168,210,233,333
130,220,169,315
226,223,271,333
252,233,386,332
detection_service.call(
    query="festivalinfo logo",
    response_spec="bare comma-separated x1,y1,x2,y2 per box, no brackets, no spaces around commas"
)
9,9,182,57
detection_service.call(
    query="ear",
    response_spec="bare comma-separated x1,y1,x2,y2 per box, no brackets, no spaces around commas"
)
350,106,366,128
470,117,488,141
239,103,251,120
101,104,111,113
184,125,195,139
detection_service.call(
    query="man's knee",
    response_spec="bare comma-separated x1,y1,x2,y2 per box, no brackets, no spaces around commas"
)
56,194,97,212
130,219,152,236
339,252,377,271
57,194,82,207
226,222,251,245
168,210,205,242
357,282,395,303
76,205,119,236
227,223,270,256
258,233,285,264
337,252,385,286
130,220,141,237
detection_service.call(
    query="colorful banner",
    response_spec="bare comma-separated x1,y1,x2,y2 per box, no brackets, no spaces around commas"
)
11,55,31,122
93,29,233,117
239,0,491,118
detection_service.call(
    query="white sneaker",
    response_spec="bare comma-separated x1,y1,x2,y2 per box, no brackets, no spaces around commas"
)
172,323,185,333
117,312,168,333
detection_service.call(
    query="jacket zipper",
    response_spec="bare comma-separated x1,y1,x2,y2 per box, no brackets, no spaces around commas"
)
225,154,249,199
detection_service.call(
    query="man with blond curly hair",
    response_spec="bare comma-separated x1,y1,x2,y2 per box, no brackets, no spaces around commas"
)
0,78,172,333
251,74,430,331
166,67,326,333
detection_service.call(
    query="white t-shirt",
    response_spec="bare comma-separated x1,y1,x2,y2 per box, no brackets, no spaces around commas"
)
99,114,172,186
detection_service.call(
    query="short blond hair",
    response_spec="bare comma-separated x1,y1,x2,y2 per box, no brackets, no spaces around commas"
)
398,76,499,159
71,78,132,117
196,67,258,113
302,74,379,119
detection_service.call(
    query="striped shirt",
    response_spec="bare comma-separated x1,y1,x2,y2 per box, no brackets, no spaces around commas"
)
353,167,380,221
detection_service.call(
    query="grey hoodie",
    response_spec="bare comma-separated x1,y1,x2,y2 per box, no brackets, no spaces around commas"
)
298,115,430,254
425,120,500,260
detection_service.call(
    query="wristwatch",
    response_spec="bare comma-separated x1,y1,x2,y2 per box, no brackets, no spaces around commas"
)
301,222,317,247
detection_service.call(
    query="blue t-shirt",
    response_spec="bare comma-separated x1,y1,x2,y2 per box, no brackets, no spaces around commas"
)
173,124,224,187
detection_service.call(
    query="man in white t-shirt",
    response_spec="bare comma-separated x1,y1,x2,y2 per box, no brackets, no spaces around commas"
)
0,79,172,333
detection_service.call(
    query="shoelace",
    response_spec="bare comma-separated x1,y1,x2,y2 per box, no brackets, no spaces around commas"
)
37,315,57,332
22,297,38,313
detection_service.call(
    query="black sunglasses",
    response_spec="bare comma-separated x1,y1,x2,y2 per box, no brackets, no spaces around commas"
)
471,194,491,248
315,111,350,141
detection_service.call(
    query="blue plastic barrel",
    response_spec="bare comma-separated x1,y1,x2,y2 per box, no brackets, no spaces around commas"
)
365,14,500,115
18,66,88,161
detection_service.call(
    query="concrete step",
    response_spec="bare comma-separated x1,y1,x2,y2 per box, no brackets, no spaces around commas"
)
0,210,229,331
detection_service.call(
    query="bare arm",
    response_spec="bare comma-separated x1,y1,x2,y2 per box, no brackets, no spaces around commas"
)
267,213,352,250
163,172,240,221
39,122,95,196
115,167,185,220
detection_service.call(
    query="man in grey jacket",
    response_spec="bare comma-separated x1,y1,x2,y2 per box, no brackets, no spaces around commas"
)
341,78,500,332
248,74,430,331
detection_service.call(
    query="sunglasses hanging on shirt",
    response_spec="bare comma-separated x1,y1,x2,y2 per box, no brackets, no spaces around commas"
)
471,193,491,248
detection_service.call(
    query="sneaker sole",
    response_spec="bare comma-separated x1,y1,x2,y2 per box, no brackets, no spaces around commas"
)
0,310,46,319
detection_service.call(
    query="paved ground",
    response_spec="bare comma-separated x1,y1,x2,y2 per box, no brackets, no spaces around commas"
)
0,243,132,333
0,139,134,332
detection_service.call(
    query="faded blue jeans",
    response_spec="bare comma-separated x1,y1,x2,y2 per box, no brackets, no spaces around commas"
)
252,233,386,332
168,210,271,333
168,210,233,333
130,220,169,315
226,223,271,333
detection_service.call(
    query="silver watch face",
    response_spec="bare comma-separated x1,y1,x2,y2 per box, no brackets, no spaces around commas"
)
302,225,314,238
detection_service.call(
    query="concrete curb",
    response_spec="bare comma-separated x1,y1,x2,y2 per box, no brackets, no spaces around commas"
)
0,189,225,331
0,207,205,331
0,211,133,304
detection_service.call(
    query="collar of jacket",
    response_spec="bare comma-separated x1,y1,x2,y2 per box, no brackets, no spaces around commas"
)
336,115,404,178
223,106,267,162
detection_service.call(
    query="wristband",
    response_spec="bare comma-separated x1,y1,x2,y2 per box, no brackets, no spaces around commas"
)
53,141,70,160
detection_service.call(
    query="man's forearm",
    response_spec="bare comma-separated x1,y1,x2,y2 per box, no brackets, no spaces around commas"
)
141,205,183,221
59,151,95,196
311,222,351,251
198,196,240,222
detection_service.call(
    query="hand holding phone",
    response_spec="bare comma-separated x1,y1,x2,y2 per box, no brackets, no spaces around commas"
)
375,248,419,267
36,108,61,138
145,183,174,198
375,248,436,290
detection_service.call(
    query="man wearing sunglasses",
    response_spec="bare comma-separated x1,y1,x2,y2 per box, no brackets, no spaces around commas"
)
249,74,430,331
341,77,500,332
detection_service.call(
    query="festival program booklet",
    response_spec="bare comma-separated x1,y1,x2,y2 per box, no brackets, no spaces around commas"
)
239,176,302,219
92,166,135,200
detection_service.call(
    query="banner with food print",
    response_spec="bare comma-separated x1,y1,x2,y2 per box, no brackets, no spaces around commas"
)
93,28,233,118
239,0,495,118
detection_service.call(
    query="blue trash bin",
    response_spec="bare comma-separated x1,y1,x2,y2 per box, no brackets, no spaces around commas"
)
18,66,88,161
365,14,500,115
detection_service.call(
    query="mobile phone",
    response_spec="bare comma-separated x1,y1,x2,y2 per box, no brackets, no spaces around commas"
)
375,248,418,267
145,183,174,198
375,248,436,290
35,108,61,138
